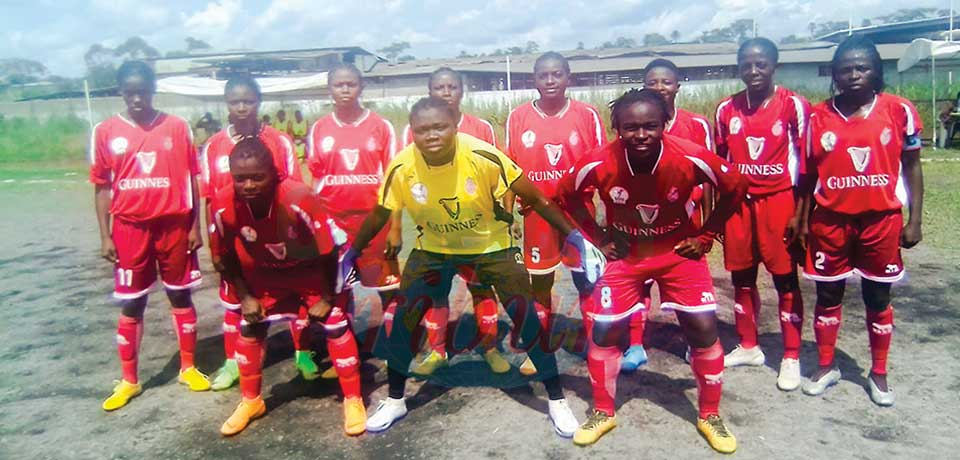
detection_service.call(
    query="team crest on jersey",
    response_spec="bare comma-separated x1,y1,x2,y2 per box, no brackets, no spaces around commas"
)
636,203,660,224
521,130,536,148
771,120,783,137
880,127,892,146
609,186,629,204
729,117,742,135
240,226,257,242
544,144,564,166
411,182,428,204
746,137,765,160
667,186,680,202
847,146,871,173
163,136,173,151
265,242,287,260
339,148,360,171
111,137,129,155
136,151,157,174
217,155,230,173
569,130,580,146
464,177,478,196
439,197,461,220
321,136,335,153
821,131,837,152
366,137,377,152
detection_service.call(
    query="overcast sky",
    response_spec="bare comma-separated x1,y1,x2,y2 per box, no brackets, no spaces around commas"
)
0,0,948,76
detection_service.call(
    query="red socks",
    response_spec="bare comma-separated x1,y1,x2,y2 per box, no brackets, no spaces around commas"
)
587,344,622,416
425,306,449,355
628,309,646,347
170,307,197,371
866,306,894,375
236,336,265,400
814,304,843,367
116,314,143,384
475,298,499,349
223,309,242,360
778,290,804,360
690,340,724,419
289,315,310,352
327,332,361,400
733,286,760,348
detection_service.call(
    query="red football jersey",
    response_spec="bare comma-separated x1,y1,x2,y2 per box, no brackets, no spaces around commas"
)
715,86,809,195
210,179,342,274
199,125,302,199
307,110,396,216
89,112,198,222
506,99,606,198
668,108,713,151
804,93,922,214
559,135,742,261
403,113,497,147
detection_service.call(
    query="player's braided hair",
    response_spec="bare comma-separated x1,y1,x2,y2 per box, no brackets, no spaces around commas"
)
738,37,779,64
831,35,885,93
409,96,457,122
327,62,363,85
429,67,464,87
224,74,262,100
609,88,670,130
229,137,278,177
534,51,571,74
643,58,680,79
116,60,156,91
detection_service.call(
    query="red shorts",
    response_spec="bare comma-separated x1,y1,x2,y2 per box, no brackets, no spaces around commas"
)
336,213,400,290
723,188,795,274
219,277,241,310
582,251,718,326
522,212,578,274
241,266,347,329
804,208,904,283
112,215,201,299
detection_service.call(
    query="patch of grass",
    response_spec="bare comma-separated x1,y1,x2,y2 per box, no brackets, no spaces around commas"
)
0,115,88,166
917,160,960,251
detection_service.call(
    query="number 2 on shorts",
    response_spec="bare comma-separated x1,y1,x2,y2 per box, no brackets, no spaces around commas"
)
814,251,826,271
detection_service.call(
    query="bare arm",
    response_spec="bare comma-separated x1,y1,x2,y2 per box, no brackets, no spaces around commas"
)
352,206,393,253
187,175,202,253
95,184,116,263
386,209,403,259
900,149,924,248
509,176,574,236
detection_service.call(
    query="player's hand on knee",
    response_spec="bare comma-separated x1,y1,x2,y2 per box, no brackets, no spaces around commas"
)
241,295,264,324
101,237,118,263
385,230,402,260
783,216,807,249
674,236,708,260
901,222,922,249
567,230,606,283
307,297,333,322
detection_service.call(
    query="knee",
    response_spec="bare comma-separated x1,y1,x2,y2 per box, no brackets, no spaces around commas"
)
119,296,147,318
731,267,758,288
861,280,892,312
321,316,350,338
772,272,799,294
815,281,845,308
531,274,555,292
165,288,193,307
590,320,623,348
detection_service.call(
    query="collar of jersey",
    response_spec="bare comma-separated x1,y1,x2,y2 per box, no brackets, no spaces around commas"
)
332,109,370,128
532,98,570,119
830,94,878,122
623,142,663,176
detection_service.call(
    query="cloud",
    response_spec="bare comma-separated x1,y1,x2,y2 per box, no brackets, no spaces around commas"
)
183,0,241,38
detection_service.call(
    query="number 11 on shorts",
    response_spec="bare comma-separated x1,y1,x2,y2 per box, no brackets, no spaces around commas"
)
117,268,133,287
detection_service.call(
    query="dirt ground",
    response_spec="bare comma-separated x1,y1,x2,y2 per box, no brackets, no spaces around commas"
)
1,174,958,460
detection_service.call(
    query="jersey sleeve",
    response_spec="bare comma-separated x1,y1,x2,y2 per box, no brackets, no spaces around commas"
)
485,147,523,200
504,110,520,162
208,198,234,262
277,132,302,182
88,122,111,185
402,124,413,147
294,193,338,255
379,158,406,211
693,115,714,152
182,122,199,176
481,119,498,147
800,112,819,177
380,118,398,173
306,121,325,179
585,105,607,148
557,155,604,242
714,100,731,158
898,99,923,151
684,151,745,233
198,142,212,198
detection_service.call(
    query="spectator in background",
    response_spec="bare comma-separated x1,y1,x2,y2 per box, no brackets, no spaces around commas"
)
194,112,221,145
273,109,291,135
291,109,308,159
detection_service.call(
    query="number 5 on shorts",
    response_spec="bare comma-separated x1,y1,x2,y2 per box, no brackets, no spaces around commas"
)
531,247,540,263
